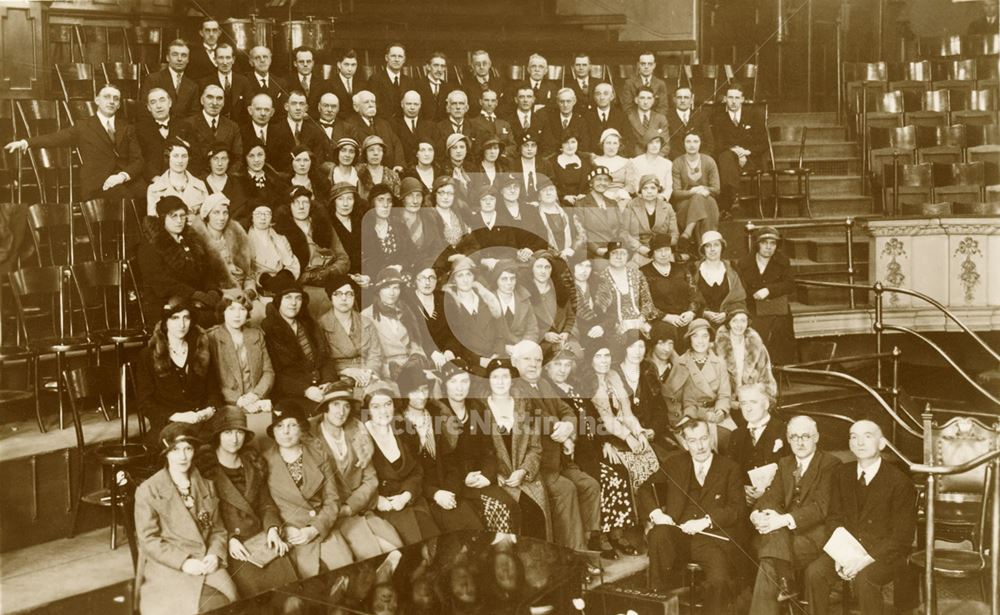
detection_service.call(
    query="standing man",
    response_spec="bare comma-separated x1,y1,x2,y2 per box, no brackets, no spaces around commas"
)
433,90,475,157
464,50,506,116
646,419,744,614
328,49,366,122
268,90,328,173
5,83,143,200
712,83,766,220
583,83,632,154
248,46,287,120
514,54,557,111
625,87,669,156
541,88,593,156
666,86,714,159
804,420,916,615
291,46,331,118
346,91,404,169
140,39,200,119
135,87,177,182
392,90,434,167
749,415,841,615
199,43,253,123
186,17,222,81
568,52,607,112
468,89,516,160
368,43,416,121
620,52,670,116
177,83,243,177
416,52,457,122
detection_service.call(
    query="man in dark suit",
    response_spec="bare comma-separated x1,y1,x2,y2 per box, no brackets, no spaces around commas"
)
625,86,670,156
567,52,609,112
140,39,200,120
367,43,416,122
513,53,558,112
584,83,633,155
646,419,745,614
804,420,917,615
507,85,550,150
392,90,435,166
186,17,221,82
135,87,178,182
328,49,365,123
749,415,841,615
510,341,602,555
620,52,671,116
468,88,516,160
176,83,243,177
248,46,287,121
727,382,788,507
968,0,998,34
541,88,593,156
416,51,457,123
290,46,331,118
267,90,329,174
712,83,767,219
198,43,253,124
5,83,143,200
464,50,507,116
241,92,275,152
666,86,715,159
433,90,475,157
314,92,355,162
346,90,405,169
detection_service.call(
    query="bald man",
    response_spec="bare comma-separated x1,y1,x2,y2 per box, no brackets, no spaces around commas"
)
315,93,354,159
804,420,916,615
392,90,435,166
749,415,841,615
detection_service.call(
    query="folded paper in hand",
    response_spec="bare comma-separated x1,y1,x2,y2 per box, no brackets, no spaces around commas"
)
823,527,875,569
748,463,778,491
243,532,279,569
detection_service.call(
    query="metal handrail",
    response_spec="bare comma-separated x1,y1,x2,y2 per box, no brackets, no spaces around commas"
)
745,218,857,308
785,351,896,369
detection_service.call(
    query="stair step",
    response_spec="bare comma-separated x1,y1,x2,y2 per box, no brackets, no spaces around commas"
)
768,112,842,127
790,258,870,277
797,284,867,307
767,174,864,196
788,236,870,262
773,157,863,175
773,141,858,158
809,194,875,217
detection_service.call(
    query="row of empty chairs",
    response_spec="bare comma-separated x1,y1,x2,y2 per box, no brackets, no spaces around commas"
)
918,34,1000,60
880,160,1000,215
868,123,1000,176
864,89,997,129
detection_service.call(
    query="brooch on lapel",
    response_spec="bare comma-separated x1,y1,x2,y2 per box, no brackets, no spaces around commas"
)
773,439,784,453
197,510,212,531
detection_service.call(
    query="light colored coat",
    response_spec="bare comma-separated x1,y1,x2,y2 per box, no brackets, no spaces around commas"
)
663,351,732,420
133,468,237,615
622,196,679,261
205,325,274,405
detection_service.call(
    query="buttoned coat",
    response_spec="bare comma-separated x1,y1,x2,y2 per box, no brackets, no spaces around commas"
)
134,468,237,615
205,325,274,404
574,193,625,256
201,448,283,542
666,108,715,159
625,109,670,156
176,113,244,177
142,68,201,119
727,416,788,482
663,351,732,421
309,417,379,514
622,197,679,254
620,76,671,116
655,453,744,535
316,309,383,375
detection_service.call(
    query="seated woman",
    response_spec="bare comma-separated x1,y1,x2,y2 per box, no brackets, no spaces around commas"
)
714,308,778,412
436,359,521,533
260,271,338,409
591,129,631,207
317,275,382,395
406,262,455,369
362,267,428,377
401,140,438,193
481,358,550,540
238,143,289,209
328,137,360,188
203,143,249,229
623,175,679,267
147,137,209,217
134,424,237,615
475,135,508,188
246,204,301,284
200,408,297,597
395,364,483,532
398,177,447,268
491,259,540,355
497,174,548,254
441,133,474,200
615,330,672,447
191,194,258,303
360,184,418,277
205,291,274,430
571,255,609,343
328,183,364,276
135,297,221,441
276,186,351,289
358,135,401,201
523,250,576,355
441,255,504,374
363,388,441,545
625,134,673,197
640,236,698,335
735,226,797,366
551,132,592,206
468,182,517,263
694,230,747,327
671,133,720,242
311,387,404,560
536,178,587,261
594,242,661,340
288,145,332,203
263,403,354,577
663,318,734,450
430,176,478,257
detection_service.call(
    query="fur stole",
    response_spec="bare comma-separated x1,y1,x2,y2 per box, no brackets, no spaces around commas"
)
714,325,775,391
149,325,212,378
146,222,236,289
189,218,252,284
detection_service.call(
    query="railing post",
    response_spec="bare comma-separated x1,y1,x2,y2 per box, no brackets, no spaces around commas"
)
922,404,933,465
874,282,884,388
924,473,937,615
845,218,856,308
745,221,756,255
991,458,999,615
890,345,901,443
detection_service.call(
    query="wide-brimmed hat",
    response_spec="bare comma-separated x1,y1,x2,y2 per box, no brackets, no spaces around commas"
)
267,400,309,438
313,384,360,416
684,318,712,338
699,230,727,253
396,362,436,397
210,406,254,442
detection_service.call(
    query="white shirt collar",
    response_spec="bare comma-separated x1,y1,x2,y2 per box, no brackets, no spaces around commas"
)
694,454,713,477
288,117,301,132
856,457,882,485
203,110,218,126
218,70,231,82
498,293,516,313
386,68,401,80
98,112,114,128
747,414,771,433
168,67,183,81
796,452,815,476
521,158,536,173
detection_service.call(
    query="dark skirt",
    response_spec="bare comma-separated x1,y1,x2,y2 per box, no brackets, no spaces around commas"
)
753,313,797,366
227,554,298,598
518,492,548,540
377,496,441,545
429,498,485,533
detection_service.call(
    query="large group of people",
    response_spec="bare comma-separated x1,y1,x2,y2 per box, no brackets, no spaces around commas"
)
5,20,922,615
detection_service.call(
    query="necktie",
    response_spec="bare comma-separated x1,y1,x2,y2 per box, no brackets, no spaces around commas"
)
562,117,569,129
294,122,301,143
260,77,267,89
157,122,169,137
410,119,416,132
393,74,399,87
600,112,607,125
794,461,804,486
258,127,266,145
210,118,217,134
533,82,540,93
643,78,650,87
105,119,116,141
732,113,739,125
681,111,689,124
453,123,462,134
580,80,587,91
528,171,535,192
346,78,352,94
432,82,438,96
642,113,649,128
302,77,309,96
858,470,866,488
294,323,315,367
173,73,181,93
222,74,230,92
750,425,761,444
696,463,707,486
523,113,530,129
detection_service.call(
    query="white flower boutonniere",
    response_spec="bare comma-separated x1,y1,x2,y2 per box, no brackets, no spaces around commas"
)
773,439,783,453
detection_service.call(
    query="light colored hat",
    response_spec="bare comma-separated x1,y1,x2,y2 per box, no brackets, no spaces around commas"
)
599,128,622,144
199,193,230,220
699,230,727,252
362,135,386,151
684,318,712,338
446,132,470,152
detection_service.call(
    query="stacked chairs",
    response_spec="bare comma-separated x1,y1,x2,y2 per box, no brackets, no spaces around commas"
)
905,90,951,127
953,88,998,125
15,99,72,204
915,124,967,165
102,62,142,119
685,63,722,107
932,161,987,206
724,63,759,101
54,63,97,102
882,161,934,215
868,124,916,181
